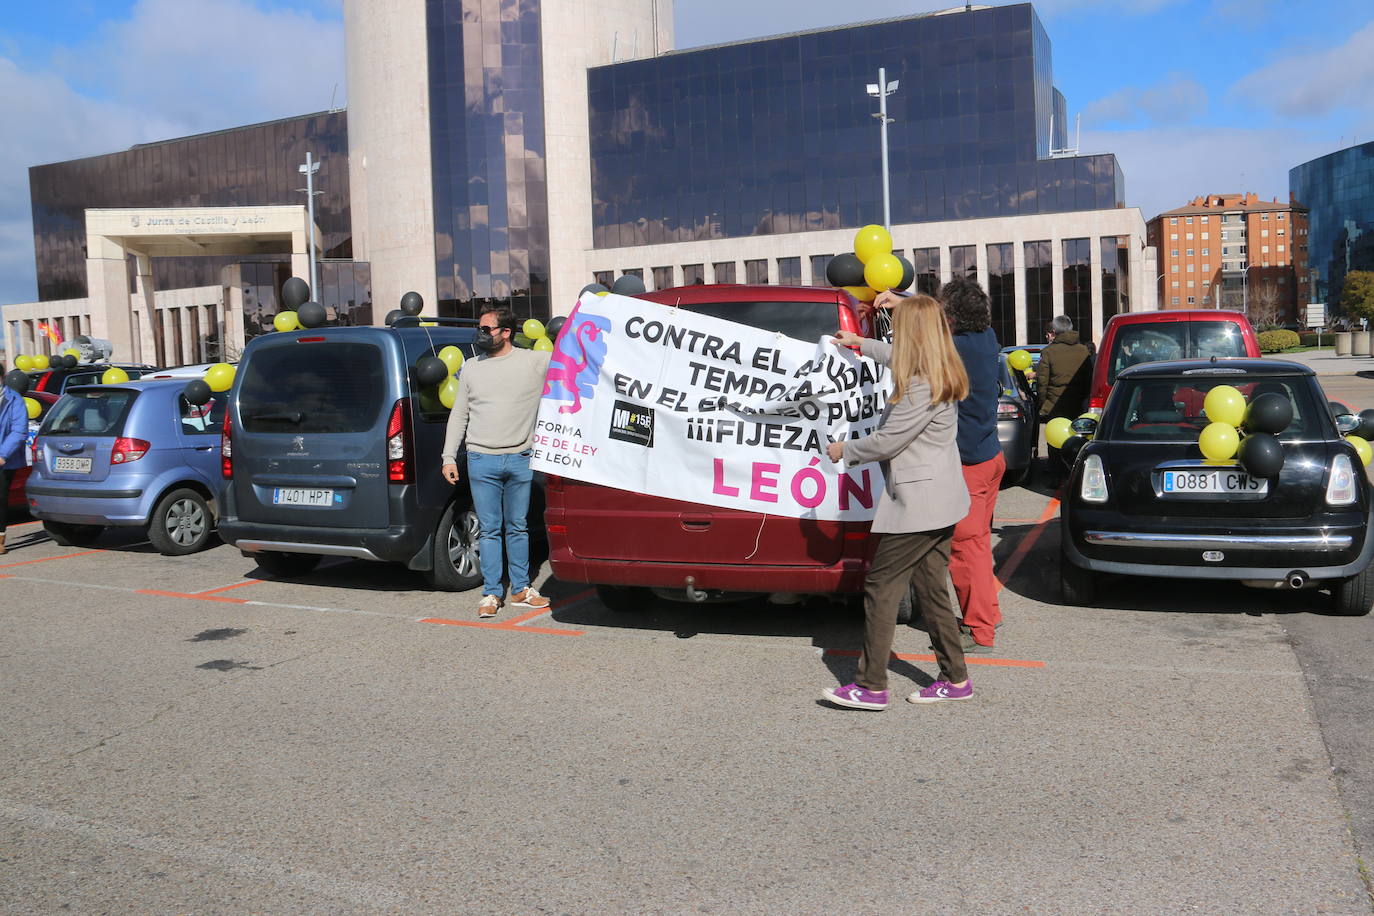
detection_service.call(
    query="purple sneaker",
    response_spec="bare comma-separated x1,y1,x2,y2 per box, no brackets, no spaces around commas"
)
822,683,889,710
906,680,973,704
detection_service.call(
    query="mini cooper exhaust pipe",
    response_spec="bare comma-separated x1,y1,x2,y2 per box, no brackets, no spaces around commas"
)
1286,571,1307,590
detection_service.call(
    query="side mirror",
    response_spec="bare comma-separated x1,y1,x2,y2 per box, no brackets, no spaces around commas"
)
1336,415,1360,435
1071,416,1099,438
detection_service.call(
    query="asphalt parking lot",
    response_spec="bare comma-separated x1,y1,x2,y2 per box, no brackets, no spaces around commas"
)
4,442,1373,914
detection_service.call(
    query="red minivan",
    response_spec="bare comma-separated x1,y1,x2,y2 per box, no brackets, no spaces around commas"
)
1088,309,1261,413
544,284,876,608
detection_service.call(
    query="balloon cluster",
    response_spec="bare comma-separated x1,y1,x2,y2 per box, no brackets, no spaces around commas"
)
1340,406,1374,468
1192,385,1291,477
180,363,236,408
384,291,426,327
274,277,328,332
11,352,79,372
822,225,915,302
3,369,43,419
1044,413,1097,463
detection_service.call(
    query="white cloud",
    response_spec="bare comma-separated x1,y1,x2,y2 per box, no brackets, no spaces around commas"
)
1231,19,1374,118
1081,73,1208,127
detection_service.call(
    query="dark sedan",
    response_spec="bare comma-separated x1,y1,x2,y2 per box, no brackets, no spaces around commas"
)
1060,358,1373,615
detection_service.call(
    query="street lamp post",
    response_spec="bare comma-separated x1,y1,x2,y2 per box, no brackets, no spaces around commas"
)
867,69,899,230
297,152,322,297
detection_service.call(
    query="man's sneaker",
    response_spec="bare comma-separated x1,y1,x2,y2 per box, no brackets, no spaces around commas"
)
510,587,550,609
477,595,502,618
907,680,973,704
821,683,889,711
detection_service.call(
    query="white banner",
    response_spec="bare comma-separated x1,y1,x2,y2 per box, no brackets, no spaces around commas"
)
531,293,891,521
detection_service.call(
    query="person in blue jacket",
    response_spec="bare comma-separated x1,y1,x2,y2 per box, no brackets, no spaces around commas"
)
0,373,30,554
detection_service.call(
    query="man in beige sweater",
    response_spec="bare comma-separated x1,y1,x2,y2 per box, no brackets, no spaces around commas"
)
441,307,553,617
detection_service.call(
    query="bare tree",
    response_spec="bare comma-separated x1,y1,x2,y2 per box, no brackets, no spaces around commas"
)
1247,281,1286,330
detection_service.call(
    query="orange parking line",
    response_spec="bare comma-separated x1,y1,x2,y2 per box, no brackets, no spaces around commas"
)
823,648,1045,669
0,550,101,569
995,497,1060,593
137,588,249,605
499,588,595,627
195,580,262,596
420,616,583,637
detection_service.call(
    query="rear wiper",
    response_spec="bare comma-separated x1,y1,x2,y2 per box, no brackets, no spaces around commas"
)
247,410,304,424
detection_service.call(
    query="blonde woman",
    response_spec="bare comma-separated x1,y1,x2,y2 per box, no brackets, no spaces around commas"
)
823,294,973,710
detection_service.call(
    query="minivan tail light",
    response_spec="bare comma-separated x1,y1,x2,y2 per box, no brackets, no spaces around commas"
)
1080,454,1108,503
111,437,150,464
387,398,413,484
221,411,233,479
1327,453,1357,506
997,401,1021,420
1089,395,1106,410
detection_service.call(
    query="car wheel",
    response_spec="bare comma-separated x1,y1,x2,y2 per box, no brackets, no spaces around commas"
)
147,488,214,556
1330,562,1374,616
1060,553,1097,606
42,521,104,547
596,584,652,612
896,586,914,625
254,551,321,577
427,501,484,592
1000,465,1028,489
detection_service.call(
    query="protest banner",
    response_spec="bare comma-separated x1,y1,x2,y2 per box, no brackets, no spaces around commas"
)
530,292,891,521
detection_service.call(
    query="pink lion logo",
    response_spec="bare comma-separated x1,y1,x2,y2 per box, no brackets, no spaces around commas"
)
542,301,612,414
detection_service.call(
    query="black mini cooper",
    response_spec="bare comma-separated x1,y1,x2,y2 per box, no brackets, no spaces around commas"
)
1060,358,1374,615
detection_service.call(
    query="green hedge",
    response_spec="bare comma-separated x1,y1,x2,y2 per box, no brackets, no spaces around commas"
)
1258,329,1301,353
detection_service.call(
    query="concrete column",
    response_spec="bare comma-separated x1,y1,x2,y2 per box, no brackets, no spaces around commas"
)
975,244,989,302
226,285,247,361
1089,236,1104,343
939,247,952,285
134,255,161,366
1050,237,1065,315
1013,242,1028,348
86,236,135,361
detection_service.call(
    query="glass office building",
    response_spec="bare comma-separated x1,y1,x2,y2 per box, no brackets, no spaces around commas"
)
587,3,1124,249
1291,141,1374,305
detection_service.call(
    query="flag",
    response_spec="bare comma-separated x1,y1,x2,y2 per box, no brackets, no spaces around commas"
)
36,322,63,347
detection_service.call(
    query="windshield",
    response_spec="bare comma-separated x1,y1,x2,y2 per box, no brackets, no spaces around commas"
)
1109,376,1321,442
674,300,838,343
239,343,385,433
1108,321,1247,384
41,389,138,436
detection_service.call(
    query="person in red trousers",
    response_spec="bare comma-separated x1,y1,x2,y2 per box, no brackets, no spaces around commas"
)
939,278,1005,651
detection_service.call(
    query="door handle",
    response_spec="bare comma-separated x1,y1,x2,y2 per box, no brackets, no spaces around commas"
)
679,513,712,531
194,445,214,451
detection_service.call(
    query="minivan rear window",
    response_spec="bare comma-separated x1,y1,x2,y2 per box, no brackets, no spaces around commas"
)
239,342,385,433
42,389,138,436
674,300,837,343
1108,321,1247,385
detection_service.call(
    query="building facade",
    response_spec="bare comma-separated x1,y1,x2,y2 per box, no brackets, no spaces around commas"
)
1145,192,1309,323
1290,140,1374,310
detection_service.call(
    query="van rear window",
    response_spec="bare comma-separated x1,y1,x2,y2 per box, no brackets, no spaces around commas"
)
239,343,385,433
674,300,837,343
1109,321,1248,384
42,389,138,436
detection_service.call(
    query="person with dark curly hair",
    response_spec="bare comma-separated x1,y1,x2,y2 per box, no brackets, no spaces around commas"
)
938,276,1005,651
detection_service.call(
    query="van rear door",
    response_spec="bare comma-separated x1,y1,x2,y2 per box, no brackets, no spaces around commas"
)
231,339,392,528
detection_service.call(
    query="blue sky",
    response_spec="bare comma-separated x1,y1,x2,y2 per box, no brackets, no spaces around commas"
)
0,0,1368,307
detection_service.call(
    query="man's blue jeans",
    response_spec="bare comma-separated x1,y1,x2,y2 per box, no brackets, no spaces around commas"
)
466,450,532,597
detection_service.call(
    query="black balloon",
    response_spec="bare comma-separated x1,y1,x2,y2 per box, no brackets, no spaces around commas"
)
1245,392,1293,435
896,255,915,291
183,379,212,406
400,291,424,316
297,301,327,328
282,277,310,309
4,369,30,393
1328,400,1351,421
825,253,866,288
415,356,448,386
385,309,404,326
1061,434,1087,463
611,274,646,296
1357,408,1374,441
578,283,609,298
57,355,75,369
1239,432,1284,478
547,316,567,339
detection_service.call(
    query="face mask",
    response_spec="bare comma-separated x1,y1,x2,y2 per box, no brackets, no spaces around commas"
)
476,330,503,352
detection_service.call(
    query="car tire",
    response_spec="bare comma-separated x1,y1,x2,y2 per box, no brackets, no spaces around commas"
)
42,521,104,547
596,584,652,612
147,488,214,556
1000,465,1028,489
427,502,484,592
1330,562,1374,616
254,551,321,577
1060,554,1097,606
896,587,914,625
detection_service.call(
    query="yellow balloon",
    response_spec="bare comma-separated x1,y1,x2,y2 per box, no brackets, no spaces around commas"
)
1348,435,1373,467
63,348,81,360
24,397,41,419
1203,385,1246,427
273,311,300,332
204,363,236,392
31,355,49,370
14,355,33,371
842,285,877,302
1199,422,1240,460
595,290,609,297
420,321,437,327
853,224,893,263
533,337,554,352
102,366,129,384
1007,349,1033,371
1045,416,1074,449
438,375,460,409
863,253,904,292
438,345,464,373
522,318,546,340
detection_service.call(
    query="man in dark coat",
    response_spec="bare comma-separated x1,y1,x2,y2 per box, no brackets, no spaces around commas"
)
1036,314,1091,484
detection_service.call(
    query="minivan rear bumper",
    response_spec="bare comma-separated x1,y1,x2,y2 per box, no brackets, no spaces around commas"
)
218,518,427,565
548,544,867,593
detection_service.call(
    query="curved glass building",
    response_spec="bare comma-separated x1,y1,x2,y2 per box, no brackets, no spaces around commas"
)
1291,141,1374,305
